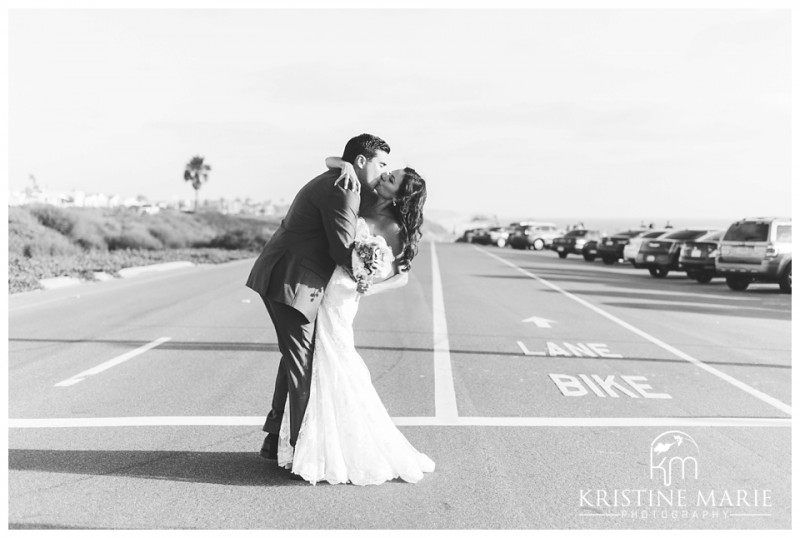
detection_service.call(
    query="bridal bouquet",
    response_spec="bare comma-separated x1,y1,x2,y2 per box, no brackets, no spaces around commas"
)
352,236,395,283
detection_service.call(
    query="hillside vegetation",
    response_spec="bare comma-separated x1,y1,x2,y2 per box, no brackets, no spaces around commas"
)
8,205,280,293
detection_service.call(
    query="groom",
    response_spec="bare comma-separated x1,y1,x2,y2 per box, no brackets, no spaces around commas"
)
246,133,390,460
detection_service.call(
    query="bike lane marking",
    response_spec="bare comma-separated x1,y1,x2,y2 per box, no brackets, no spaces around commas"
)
476,246,792,416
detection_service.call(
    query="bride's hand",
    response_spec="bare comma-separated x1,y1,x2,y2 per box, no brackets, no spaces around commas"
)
356,276,371,294
333,162,360,194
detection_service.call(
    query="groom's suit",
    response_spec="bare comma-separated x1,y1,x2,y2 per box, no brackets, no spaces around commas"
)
246,168,372,446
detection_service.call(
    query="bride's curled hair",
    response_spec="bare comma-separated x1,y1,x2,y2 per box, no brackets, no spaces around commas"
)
392,167,427,272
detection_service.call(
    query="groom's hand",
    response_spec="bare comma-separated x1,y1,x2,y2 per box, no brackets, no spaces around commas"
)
333,163,360,194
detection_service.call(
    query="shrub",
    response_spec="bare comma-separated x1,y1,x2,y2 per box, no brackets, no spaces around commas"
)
8,253,43,293
70,219,108,250
28,204,78,235
8,206,82,257
147,222,191,249
98,215,123,236
207,229,270,251
194,211,280,234
25,205,112,250
107,229,164,250
23,236,83,257
154,210,217,238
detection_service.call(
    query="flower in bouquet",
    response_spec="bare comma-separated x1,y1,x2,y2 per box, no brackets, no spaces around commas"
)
352,236,394,283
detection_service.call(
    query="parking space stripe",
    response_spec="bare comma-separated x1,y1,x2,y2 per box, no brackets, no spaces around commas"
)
431,242,459,419
7,416,790,428
54,337,171,387
477,247,792,417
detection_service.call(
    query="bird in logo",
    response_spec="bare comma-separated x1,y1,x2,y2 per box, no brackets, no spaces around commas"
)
653,434,688,455
652,442,674,454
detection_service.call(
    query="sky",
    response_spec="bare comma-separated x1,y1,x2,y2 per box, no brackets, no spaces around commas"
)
7,7,792,221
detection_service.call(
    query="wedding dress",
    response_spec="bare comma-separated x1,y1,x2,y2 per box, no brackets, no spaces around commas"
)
277,219,435,485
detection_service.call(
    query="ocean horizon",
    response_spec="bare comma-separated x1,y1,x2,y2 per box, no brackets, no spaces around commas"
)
501,216,747,232
423,208,787,237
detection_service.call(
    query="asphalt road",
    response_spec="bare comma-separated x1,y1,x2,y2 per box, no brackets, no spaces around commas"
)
7,243,792,529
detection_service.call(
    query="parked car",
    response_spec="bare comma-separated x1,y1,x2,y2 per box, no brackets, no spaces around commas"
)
715,217,792,293
596,230,649,265
551,229,606,259
455,227,485,243
582,239,600,261
679,230,724,283
479,226,512,247
470,227,492,245
635,229,718,278
623,229,671,266
508,222,560,250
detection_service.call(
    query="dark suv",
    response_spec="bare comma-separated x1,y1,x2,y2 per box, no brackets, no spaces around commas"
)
715,218,792,293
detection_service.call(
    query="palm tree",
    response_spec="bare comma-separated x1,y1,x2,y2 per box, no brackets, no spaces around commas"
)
183,155,211,212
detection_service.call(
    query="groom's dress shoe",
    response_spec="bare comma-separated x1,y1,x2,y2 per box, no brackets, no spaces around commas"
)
259,434,278,460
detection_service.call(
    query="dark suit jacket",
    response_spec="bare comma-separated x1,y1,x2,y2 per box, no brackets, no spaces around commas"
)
246,169,369,323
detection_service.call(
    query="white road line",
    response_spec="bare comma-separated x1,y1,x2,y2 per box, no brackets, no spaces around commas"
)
6,416,791,428
476,247,793,417
431,242,459,419
430,417,791,427
8,417,259,428
54,337,171,387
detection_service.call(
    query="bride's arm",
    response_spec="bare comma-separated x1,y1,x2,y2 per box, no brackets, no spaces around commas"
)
326,156,359,193
325,156,347,170
363,270,409,296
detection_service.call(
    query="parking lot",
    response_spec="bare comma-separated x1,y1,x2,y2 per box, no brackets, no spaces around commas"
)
461,217,791,295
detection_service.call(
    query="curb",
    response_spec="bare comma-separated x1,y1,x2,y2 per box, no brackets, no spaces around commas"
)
39,276,83,290
117,261,195,278
37,261,196,290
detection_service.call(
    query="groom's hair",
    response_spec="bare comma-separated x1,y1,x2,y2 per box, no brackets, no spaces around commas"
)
341,133,390,164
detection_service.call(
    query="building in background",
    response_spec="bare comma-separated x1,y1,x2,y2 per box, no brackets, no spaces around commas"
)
8,181,287,217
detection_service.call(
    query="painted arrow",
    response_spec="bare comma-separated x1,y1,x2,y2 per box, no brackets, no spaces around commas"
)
522,316,556,328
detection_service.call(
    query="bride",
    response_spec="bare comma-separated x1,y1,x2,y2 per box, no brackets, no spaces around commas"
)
276,157,434,486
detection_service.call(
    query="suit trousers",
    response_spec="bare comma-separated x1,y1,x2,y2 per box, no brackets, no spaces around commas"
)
261,296,317,447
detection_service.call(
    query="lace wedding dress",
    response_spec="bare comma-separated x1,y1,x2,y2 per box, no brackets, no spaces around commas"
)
277,219,435,485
